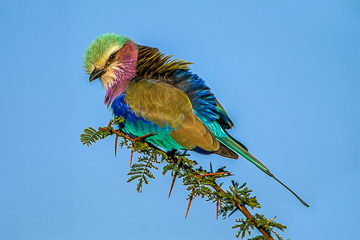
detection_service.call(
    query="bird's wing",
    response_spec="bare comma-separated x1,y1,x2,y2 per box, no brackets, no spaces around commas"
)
124,78,220,152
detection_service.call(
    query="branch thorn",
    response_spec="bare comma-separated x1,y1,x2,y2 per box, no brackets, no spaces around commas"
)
168,172,178,198
185,192,195,219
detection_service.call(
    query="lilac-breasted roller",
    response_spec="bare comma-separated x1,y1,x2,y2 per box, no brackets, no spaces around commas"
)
83,33,308,207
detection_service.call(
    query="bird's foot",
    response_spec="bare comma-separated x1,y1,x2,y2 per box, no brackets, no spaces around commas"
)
166,149,189,158
177,150,189,157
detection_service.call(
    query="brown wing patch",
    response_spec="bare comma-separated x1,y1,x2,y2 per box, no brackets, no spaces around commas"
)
170,114,219,152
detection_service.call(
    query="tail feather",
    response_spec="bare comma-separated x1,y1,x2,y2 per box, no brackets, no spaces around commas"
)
271,174,310,207
218,136,309,207
218,137,272,176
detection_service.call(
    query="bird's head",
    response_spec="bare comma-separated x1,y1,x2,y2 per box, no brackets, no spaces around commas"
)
83,33,138,104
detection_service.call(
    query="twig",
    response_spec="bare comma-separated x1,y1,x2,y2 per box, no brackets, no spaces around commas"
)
213,184,273,240
166,156,274,240
195,172,231,178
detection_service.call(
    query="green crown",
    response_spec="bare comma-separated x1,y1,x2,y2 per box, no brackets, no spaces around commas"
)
83,33,129,74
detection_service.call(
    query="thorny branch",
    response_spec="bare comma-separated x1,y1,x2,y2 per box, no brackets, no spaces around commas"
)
81,122,285,240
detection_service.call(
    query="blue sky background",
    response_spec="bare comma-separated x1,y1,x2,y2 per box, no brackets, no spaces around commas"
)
0,0,359,239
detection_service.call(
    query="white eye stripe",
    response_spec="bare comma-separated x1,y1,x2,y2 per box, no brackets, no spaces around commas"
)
105,46,120,62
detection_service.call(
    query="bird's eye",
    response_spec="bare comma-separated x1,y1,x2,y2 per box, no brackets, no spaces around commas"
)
109,53,116,61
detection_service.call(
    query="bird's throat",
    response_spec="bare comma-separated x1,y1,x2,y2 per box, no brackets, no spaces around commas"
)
104,41,138,107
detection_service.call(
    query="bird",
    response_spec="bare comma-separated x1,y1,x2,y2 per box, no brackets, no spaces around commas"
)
83,33,309,207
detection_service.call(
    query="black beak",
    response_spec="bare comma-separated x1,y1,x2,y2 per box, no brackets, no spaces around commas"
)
89,68,106,82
